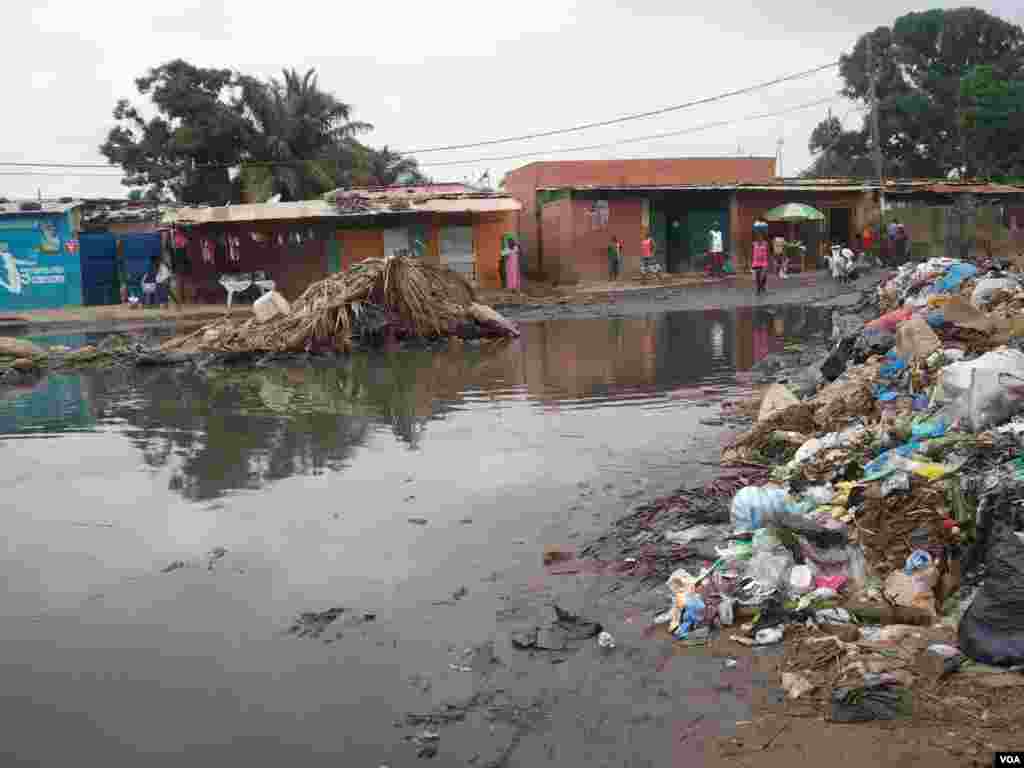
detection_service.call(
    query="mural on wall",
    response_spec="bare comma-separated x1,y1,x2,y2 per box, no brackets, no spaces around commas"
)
0,214,78,310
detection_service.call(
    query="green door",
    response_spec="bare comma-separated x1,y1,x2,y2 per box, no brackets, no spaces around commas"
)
685,210,729,271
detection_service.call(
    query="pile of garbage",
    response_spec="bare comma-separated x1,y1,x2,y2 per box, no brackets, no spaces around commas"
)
163,255,520,357
652,255,1024,723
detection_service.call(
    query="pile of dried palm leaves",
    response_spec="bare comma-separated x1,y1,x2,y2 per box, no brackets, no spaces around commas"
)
163,255,518,356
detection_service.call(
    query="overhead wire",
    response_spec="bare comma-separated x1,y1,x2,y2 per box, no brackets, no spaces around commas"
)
415,96,845,168
400,62,839,153
0,61,842,174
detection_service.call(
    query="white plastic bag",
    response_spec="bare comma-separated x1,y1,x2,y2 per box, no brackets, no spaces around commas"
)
789,564,814,595
730,486,790,531
936,349,1024,432
745,550,794,592
971,277,1018,308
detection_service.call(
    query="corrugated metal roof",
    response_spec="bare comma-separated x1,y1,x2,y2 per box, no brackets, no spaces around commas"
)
166,193,521,226
0,200,83,216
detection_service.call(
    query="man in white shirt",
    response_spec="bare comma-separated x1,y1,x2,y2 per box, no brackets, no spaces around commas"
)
155,257,173,307
708,222,724,276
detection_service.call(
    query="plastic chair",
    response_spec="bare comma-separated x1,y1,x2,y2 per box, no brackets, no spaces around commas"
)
219,273,254,310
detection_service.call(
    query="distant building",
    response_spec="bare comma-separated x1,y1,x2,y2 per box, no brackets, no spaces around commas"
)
0,200,83,311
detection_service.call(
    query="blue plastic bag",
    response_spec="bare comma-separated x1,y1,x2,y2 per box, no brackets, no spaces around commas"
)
934,263,978,294
904,549,933,575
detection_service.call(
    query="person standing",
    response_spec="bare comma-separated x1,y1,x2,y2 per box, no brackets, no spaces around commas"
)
862,224,874,262
751,231,770,295
607,235,623,280
640,231,656,274
141,259,158,307
708,222,724,276
771,235,786,279
155,256,173,307
505,237,522,293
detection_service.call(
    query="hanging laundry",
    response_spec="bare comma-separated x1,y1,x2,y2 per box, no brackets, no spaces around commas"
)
276,233,285,247
201,238,214,264
173,229,189,250
228,235,241,262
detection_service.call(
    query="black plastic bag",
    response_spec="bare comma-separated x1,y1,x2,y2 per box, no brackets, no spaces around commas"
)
830,683,911,722
958,484,1024,666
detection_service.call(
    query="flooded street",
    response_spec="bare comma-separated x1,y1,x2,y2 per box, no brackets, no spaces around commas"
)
1,304,830,766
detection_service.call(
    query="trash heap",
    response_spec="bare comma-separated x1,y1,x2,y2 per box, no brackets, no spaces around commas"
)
162,255,520,357
656,255,1024,723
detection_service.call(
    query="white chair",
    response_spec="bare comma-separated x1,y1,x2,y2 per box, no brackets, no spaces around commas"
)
219,273,254,310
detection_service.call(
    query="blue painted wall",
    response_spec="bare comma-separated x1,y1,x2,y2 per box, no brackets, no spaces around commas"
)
0,209,83,311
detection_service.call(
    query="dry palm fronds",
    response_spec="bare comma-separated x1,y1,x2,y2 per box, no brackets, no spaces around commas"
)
163,255,504,357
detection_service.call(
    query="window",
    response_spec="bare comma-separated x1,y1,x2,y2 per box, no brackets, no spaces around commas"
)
440,225,475,280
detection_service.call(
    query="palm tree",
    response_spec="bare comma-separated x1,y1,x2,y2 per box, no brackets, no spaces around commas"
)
237,68,373,201
354,145,426,187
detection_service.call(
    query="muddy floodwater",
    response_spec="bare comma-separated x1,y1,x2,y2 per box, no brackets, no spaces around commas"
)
1,305,829,766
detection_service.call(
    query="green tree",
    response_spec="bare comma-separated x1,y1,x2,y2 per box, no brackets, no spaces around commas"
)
806,8,1024,178
960,65,1024,177
236,68,373,201
352,145,427,187
100,59,251,204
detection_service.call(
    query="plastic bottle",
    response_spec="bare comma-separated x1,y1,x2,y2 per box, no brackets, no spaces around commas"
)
719,597,735,627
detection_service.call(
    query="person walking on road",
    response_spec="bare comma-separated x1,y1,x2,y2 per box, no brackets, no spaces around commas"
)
608,235,623,280
752,231,770,295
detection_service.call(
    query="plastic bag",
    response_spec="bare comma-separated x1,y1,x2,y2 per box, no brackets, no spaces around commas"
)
672,593,706,639
745,550,794,592
958,486,1024,666
730,486,788,532
936,349,1024,432
933,262,978,294
789,564,814,595
971,277,1018,308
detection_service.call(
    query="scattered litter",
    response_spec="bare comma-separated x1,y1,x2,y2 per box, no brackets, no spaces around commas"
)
597,631,616,649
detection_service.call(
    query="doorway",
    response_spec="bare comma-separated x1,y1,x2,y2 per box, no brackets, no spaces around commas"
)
827,207,852,246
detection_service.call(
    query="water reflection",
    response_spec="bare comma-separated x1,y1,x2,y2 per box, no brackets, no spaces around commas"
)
0,305,828,500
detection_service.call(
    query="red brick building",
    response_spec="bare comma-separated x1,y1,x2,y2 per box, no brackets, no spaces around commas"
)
504,158,777,280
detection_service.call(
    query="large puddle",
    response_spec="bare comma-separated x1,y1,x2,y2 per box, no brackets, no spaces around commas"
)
0,305,828,765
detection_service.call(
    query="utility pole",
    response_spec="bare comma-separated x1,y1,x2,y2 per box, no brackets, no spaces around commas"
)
867,36,886,236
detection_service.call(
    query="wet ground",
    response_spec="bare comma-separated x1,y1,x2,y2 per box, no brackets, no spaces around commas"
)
1,288,865,765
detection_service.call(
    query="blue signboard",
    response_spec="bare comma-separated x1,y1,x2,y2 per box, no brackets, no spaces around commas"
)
0,210,83,311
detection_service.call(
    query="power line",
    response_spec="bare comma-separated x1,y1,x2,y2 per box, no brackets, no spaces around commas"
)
2,95,840,177
400,62,839,154
416,96,844,168
0,61,840,173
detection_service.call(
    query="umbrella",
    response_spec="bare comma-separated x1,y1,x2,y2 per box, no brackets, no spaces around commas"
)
762,203,826,223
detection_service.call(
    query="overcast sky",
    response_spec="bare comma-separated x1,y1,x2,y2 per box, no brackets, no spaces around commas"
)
5,0,1023,199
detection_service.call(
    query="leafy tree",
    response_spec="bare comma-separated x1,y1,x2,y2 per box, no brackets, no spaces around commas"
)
805,8,1024,178
352,145,427,187
100,59,251,204
960,65,1024,177
236,68,373,202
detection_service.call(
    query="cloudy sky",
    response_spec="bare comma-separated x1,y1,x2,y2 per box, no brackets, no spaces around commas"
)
5,0,1023,199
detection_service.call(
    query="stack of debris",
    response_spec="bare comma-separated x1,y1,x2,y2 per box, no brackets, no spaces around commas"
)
642,254,1024,726
163,255,520,357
